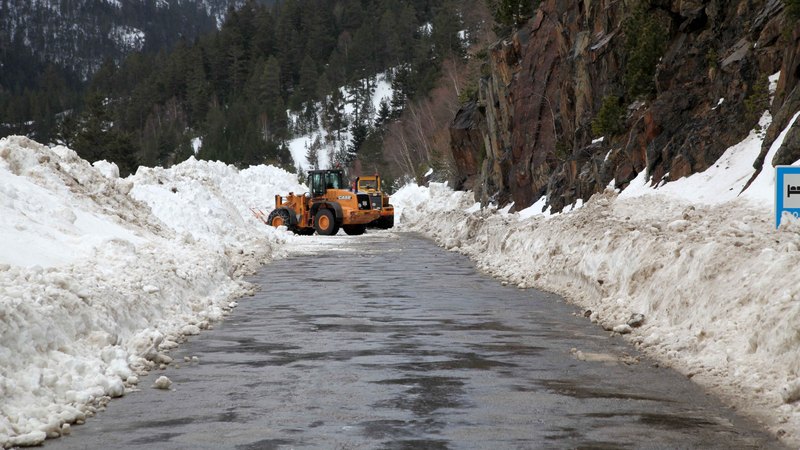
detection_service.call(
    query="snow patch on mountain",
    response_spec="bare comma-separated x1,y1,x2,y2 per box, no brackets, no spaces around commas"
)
109,26,145,52
288,73,393,170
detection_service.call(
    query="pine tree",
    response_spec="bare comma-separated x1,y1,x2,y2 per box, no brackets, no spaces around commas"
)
306,8,336,64
390,69,410,116
333,139,354,166
377,9,401,65
623,3,668,99
72,92,137,175
186,48,211,123
305,136,321,170
324,87,347,139
56,112,78,147
375,99,391,127
292,53,319,109
488,0,534,33
432,1,465,60
200,104,230,162
252,6,276,58
325,50,347,89
349,122,369,155
349,25,377,80
338,0,364,31
222,14,251,97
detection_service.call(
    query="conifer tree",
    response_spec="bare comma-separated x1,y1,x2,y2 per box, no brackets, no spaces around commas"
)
293,53,319,109
338,0,364,30
252,6,276,58
223,17,251,97
324,86,347,139
72,92,137,175
306,8,336,64
349,122,369,156
186,49,211,124
488,0,534,33
305,137,321,170
375,99,391,127
432,1,465,60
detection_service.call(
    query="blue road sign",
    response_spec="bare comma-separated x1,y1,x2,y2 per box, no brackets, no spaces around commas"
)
776,165,800,228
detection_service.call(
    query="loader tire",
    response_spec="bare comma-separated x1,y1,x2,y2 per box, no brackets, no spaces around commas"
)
267,208,293,231
314,209,339,235
378,216,394,229
343,224,366,235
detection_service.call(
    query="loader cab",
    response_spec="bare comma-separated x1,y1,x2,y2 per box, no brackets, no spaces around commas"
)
358,177,379,192
308,169,345,197
357,175,385,193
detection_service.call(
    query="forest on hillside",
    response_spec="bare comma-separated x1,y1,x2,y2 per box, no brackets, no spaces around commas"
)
1,0,496,184
0,0,232,137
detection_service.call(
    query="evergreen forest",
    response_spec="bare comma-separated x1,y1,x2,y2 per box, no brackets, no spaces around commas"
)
1,0,493,184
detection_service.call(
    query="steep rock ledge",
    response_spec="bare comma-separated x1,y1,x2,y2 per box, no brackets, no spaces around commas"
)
451,0,798,212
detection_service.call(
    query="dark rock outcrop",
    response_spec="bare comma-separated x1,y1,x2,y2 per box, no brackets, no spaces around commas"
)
450,0,798,212
763,23,800,167
450,100,486,192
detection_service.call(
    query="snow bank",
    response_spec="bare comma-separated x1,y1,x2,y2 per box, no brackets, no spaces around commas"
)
128,158,305,270
0,136,300,447
394,118,800,445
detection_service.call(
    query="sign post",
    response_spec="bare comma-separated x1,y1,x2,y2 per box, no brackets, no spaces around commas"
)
776,165,800,228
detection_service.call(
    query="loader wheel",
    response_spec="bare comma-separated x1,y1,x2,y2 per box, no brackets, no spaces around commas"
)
314,209,339,235
343,224,366,235
267,208,293,230
378,216,394,229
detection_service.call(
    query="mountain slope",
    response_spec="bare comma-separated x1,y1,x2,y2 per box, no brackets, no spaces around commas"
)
0,0,244,80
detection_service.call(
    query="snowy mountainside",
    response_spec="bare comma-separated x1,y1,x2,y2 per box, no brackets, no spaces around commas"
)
288,73,393,171
0,0,248,79
0,135,299,447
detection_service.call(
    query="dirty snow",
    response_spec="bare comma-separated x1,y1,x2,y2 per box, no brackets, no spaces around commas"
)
0,136,302,447
393,105,800,446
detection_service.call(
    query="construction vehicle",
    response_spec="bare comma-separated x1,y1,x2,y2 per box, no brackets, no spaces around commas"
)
266,169,380,235
356,174,394,229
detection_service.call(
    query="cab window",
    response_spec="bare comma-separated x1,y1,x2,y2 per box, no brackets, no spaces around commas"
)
326,172,342,190
309,173,324,196
359,180,377,190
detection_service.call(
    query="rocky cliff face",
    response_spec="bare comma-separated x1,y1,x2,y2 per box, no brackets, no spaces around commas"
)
451,0,800,212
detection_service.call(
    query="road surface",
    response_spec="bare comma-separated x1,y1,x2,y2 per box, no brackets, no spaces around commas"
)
45,232,784,449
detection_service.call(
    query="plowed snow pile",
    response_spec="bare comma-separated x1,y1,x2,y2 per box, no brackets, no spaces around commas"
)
393,110,800,446
0,136,302,447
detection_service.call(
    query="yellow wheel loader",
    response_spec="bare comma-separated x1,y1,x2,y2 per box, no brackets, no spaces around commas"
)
356,174,394,229
267,169,380,235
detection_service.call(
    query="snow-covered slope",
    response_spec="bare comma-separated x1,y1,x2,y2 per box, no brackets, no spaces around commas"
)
288,73,393,170
0,136,299,447
0,0,240,79
393,109,800,446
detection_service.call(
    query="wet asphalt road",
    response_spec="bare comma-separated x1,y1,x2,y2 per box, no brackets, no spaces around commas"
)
45,232,784,449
